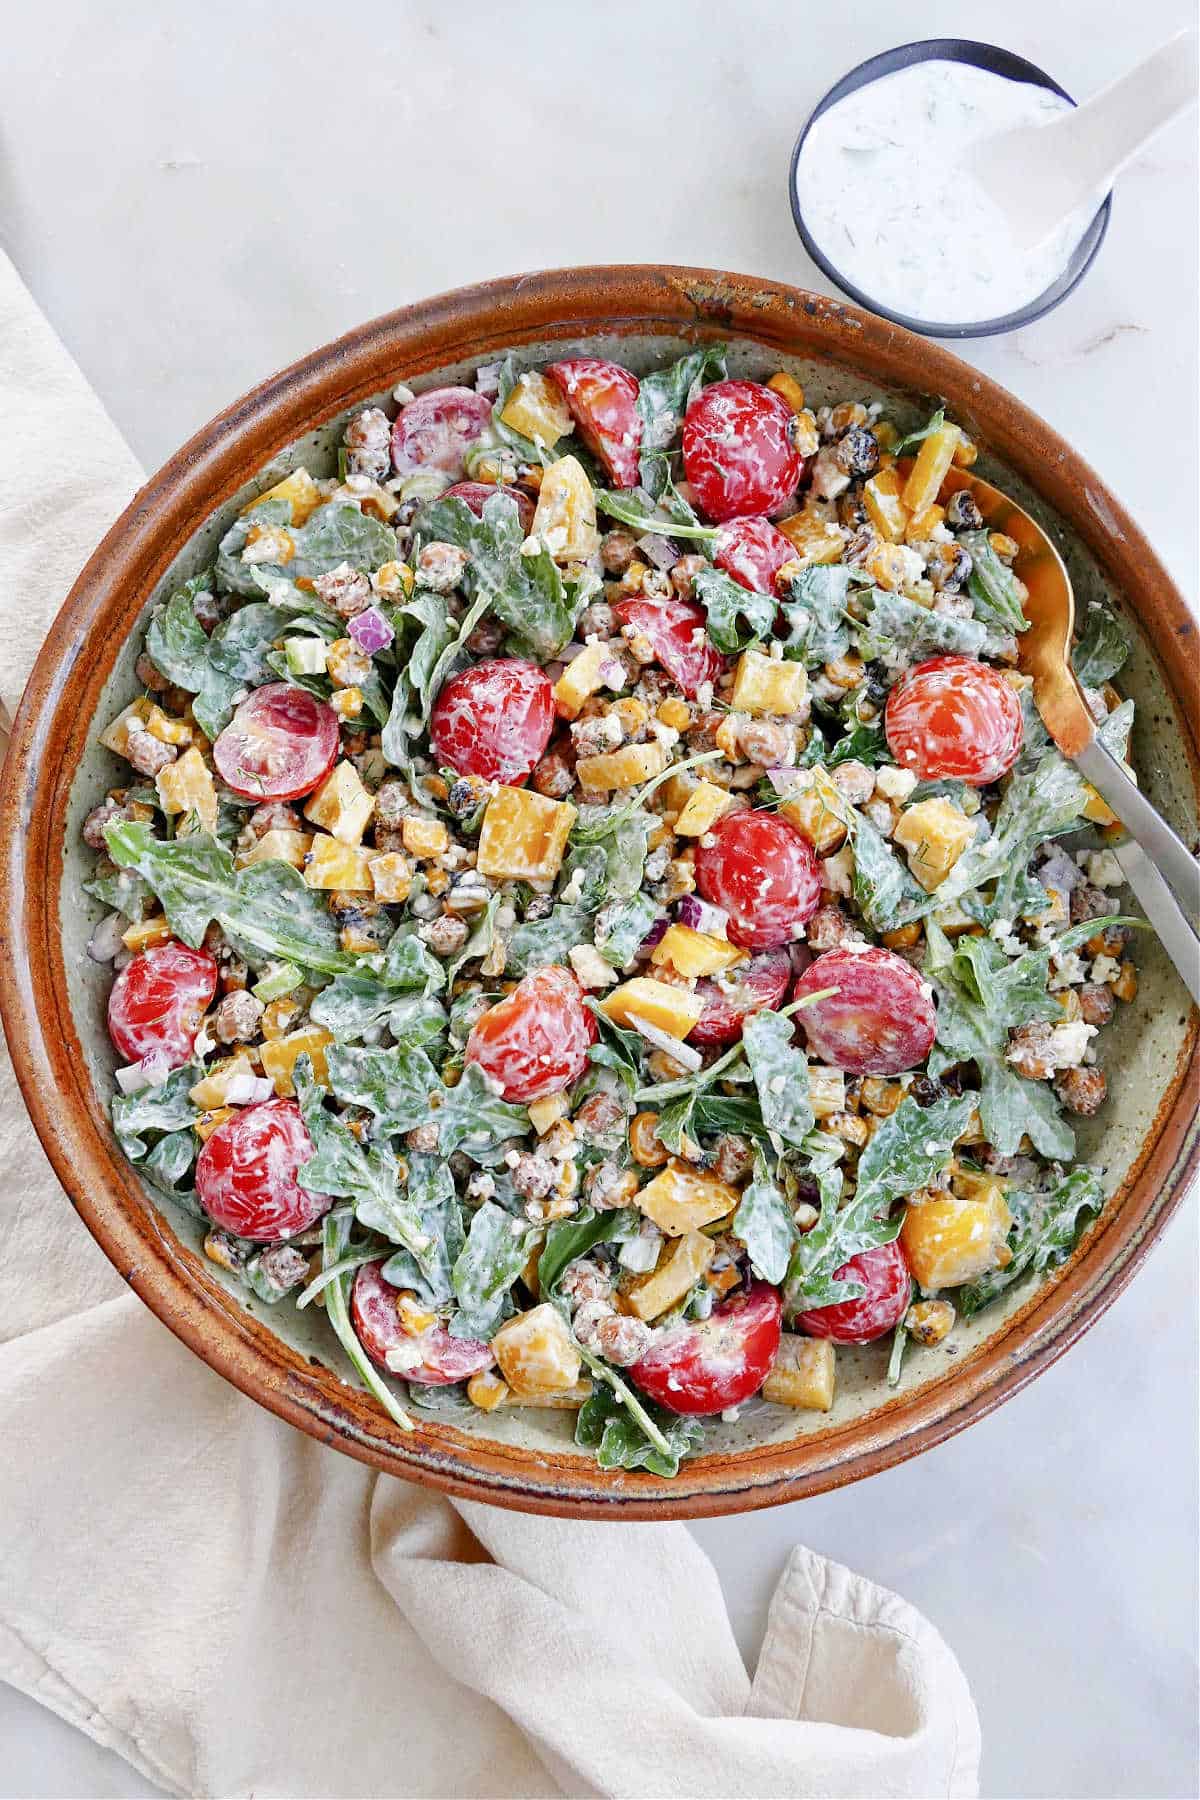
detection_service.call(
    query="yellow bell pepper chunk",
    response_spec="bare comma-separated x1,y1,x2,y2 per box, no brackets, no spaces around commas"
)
673,779,734,837
575,741,666,792
260,1025,334,1097
651,924,744,980
762,1334,836,1411
476,786,576,883
623,1231,715,1320
730,649,807,717
635,1160,739,1237
492,1303,582,1395
600,977,704,1041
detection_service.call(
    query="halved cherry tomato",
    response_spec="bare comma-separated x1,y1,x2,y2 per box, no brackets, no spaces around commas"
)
714,516,797,594
682,379,805,522
546,358,642,487
611,596,725,698
441,481,535,532
390,386,494,478
630,1280,782,1415
794,946,936,1075
107,940,217,1068
430,658,555,786
352,1260,494,1385
213,682,339,802
885,654,1024,786
465,965,596,1104
792,1238,912,1344
195,1098,328,1242
694,810,821,950
691,948,792,1047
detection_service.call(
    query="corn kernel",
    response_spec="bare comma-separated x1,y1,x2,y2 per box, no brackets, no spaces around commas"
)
120,915,172,952
906,1298,955,1345
396,1292,437,1336
831,401,867,433
326,638,372,688
466,1369,510,1411
767,371,806,413
331,686,363,721
261,997,302,1040
195,1107,236,1144
244,522,294,564
372,559,415,598
656,697,691,731
989,532,1019,561
1110,961,1138,1002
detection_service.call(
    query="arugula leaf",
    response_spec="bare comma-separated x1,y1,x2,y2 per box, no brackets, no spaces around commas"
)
431,1062,530,1162
84,864,151,920
311,933,445,1042
321,1207,413,1432
214,500,292,596
593,892,663,968
504,904,593,977
574,1381,704,1478
413,492,588,660
1072,601,1131,687
104,821,349,974
858,589,988,663
111,1063,202,1159
958,1168,1105,1316
731,1149,795,1283
893,408,945,455
924,917,1125,1158
215,501,396,599
295,1063,432,1258
742,1010,814,1148
538,1206,640,1302
249,567,344,629
779,565,867,665
451,1200,539,1339
586,1005,645,1096
825,721,889,769
850,811,928,930
636,344,727,456
960,531,1029,634
144,586,237,739
787,1096,975,1311
379,1154,464,1307
325,1042,440,1137
563,814,652,907
691,565,777,653
594,487,719,543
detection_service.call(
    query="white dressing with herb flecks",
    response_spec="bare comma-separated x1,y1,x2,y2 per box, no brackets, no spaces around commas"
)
794,60,1099,326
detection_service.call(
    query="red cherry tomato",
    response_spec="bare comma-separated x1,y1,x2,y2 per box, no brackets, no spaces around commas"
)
390,386,494,478
691,948,792,1047
714,516,797,594
430,658,555,786
792,1239,912,1344
694,810,821,951
195,1098,328,1243
681,380,804,523
885,654,1024,786
465,965,596,1104
213,682,339,802
107,940,218,1068
351,1260,494,1385
546,358,642,487
794,946,936,1075
630,1280,782,1415
441,481,535,532
610,596,725,698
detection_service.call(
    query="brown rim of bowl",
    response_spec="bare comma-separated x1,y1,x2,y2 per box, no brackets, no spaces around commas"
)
1,266,1197,1519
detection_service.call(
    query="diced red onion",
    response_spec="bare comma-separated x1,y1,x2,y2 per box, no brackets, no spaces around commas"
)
676,894,730,937
115,1050,170,1095
639,917,670,952
765,766,805,796
1039,848,1084,893
348,606,394,654
627,1014,703,1072
636,532,678,570
599,658,627,690
474,362,502,397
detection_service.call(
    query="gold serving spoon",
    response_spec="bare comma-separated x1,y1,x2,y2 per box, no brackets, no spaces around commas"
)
939,465,1200,1004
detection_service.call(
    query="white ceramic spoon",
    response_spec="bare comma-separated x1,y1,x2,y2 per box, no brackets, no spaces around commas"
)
970,32,1199,250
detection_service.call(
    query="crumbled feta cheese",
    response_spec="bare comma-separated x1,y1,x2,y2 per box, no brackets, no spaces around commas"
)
569,944,618,989
1048,950,1086,990
875,764,919,803
1090,953,1122,985
392,383,415,405
559,867,585,905
1083,848,1125,890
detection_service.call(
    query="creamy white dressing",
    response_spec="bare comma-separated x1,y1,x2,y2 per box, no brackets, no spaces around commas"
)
795,60,1098,325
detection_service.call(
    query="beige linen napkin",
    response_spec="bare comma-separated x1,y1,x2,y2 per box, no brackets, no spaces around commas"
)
0,248,980,1800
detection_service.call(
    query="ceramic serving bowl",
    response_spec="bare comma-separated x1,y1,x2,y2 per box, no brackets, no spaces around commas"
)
1,267,1196,1519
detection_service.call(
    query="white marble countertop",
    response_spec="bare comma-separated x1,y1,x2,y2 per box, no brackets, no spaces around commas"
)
1,3,1196,1795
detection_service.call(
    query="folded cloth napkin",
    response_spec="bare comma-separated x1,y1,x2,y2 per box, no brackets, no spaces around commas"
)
0,248,981,1800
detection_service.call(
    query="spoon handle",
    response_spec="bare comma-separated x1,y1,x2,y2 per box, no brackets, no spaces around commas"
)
1073,736,1200,924
1112,839,1200,1008
1052,33,1198,202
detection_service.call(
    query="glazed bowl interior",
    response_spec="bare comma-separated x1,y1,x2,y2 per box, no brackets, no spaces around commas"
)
5,269,1197,1516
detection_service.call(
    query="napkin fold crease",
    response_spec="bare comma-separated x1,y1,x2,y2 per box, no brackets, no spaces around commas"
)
0,247,980,1799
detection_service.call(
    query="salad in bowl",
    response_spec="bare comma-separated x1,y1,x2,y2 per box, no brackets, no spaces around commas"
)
85,343,1144,1479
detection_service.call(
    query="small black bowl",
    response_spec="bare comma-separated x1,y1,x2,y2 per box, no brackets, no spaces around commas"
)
788,38,1112,340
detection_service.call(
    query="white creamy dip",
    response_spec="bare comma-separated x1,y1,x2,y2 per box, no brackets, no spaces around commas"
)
794,60,1098,326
